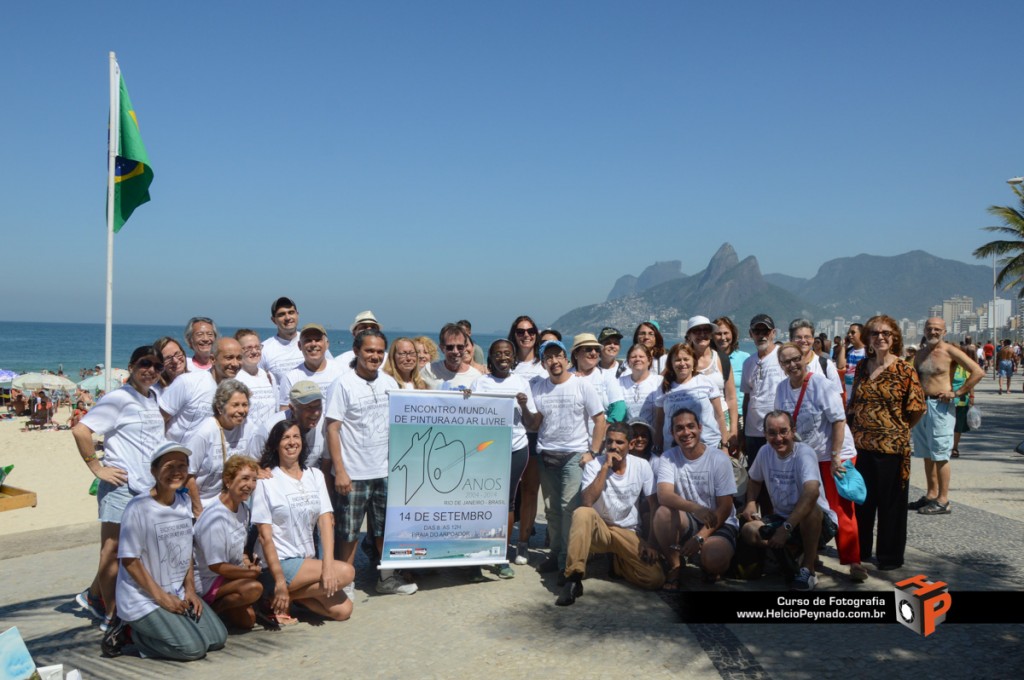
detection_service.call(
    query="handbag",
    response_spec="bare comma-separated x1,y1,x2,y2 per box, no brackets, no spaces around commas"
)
834,460,866,505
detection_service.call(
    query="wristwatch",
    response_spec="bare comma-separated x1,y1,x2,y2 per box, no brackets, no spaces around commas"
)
695,535,705,546
783,521,794,532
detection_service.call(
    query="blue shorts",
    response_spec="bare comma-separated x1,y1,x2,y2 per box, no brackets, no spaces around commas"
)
998,360,1013,378
912,398,955,461
278,557,305,585
97,480,135,523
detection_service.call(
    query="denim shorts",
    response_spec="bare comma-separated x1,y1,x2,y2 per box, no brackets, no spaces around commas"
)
97,480,135,523
279,557,306,585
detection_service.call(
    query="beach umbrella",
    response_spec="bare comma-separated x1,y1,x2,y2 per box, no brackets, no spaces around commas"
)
77,369,130,392
0,369,19,389
12,372,78,392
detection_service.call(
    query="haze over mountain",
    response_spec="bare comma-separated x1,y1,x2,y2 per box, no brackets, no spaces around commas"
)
552,244,995,338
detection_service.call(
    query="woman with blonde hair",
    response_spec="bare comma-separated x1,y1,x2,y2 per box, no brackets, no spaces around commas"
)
384,337,428,389
413,336,439,369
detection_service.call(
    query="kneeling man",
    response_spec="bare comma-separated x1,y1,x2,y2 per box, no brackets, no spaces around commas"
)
558,423,664,606
739,410,837,591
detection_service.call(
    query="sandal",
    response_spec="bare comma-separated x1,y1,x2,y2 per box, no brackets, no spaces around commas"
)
951,448,959,459
661,567,682,592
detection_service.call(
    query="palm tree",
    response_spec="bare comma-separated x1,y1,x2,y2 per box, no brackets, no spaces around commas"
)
974,183,1024,297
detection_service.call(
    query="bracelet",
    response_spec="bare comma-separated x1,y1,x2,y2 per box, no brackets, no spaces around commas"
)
82,454,98,463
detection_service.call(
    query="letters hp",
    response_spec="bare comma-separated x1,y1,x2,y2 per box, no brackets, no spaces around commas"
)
893,574,951,637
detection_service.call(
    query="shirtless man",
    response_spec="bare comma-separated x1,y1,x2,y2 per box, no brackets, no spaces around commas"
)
909,318,983,515
996,339,1015,394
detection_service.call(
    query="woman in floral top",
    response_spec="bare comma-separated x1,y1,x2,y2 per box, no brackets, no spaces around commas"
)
848,315,925,571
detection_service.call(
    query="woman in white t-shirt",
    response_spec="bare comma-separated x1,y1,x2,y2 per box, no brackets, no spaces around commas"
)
633,321,667,375
154,337,188,388
653,344,726,453
508,316,546,564
471,339,541,573
185,380,267,512
618,343,660,427
102,441,227,660
383,337,428,389
687,316,739,454
72,345,167,630
193,455,264,629
253,420,353,624
774,342,864,582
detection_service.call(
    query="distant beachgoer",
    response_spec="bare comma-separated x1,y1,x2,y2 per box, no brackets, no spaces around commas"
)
184,317,218,372
843,324,866,405
633,321,666,375
259,297,303,386
68,400,89,427
233,329,279,429
72,345,166,631
383,337,427,389
413,336,439,368
154,337,188,388
184,379,268,511
997,339,1015,394
160,338,243,443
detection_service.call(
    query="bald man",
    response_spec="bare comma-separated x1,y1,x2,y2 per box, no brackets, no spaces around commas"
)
159,337,243,443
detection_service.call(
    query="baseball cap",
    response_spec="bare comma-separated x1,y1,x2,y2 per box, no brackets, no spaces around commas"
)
289,380,324,405
749,314,776,330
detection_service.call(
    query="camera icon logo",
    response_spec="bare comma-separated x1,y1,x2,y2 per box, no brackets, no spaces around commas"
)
894,574,951,637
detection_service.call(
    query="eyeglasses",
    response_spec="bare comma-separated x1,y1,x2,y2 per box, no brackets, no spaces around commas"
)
868,330,893,339
241,346,261,354
136,359,165,372
515,328,538,336
543,354,564,363
444,344,466,352
162,351,185,363
780,356,803,366
394,351,417,359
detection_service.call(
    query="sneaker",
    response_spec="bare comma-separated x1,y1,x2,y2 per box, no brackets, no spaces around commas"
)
492,563,515,579
555,577,583,606
514,542,529,565
790,567,817,591
919,500,951,515
376,574,418,595
100,616,130,658
75,589,106,620
536,555,559,574
99,614,115,633
907,496,934,511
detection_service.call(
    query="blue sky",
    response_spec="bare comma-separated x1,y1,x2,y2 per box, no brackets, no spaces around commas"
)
4,2,1022,333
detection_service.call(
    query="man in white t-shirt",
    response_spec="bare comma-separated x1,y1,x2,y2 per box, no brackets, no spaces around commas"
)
160,337,242,443
531,339,607,577
421,323,483,389
278,323,344,409
557,423,663,606
184,316,218,372
333,310,381,371
268,380,328,470
259,297,303,386
324,329,414,596
233,329,278,430
741,314,785,472
739,411,838,592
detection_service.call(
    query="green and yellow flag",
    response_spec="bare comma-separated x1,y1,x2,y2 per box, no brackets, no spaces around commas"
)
110,73,153,232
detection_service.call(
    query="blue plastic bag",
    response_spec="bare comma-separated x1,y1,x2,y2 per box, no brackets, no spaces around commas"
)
834,460,866,505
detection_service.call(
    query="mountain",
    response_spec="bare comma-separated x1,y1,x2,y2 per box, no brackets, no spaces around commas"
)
551,245,999,339
552,243,825,338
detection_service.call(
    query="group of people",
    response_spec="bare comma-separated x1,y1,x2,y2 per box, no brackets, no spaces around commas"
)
69,296,986,660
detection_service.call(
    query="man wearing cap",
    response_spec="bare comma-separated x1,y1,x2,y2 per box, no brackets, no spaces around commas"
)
421,323,484,390
531,339,607,578
334,311,382,373
268,380,329,470
278,324,345,410
740,314,786,477
260,297,303,386
597,327,627,378
160,337,243,443
570,332,628,429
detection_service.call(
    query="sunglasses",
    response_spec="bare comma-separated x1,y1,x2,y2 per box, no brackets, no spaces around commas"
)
136,358,165,372
515,328,538,336
445,344,467,352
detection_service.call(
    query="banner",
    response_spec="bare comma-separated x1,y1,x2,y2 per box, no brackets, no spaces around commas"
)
381,390,514,569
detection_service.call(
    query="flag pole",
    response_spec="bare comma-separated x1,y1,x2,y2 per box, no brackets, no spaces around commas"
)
105,52,119,394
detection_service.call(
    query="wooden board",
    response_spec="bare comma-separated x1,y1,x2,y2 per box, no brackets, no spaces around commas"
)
0,485,37,512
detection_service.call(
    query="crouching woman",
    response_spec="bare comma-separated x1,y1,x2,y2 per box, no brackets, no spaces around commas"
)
103,441,227,660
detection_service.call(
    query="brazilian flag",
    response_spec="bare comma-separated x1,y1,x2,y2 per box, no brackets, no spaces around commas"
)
111,74,153,232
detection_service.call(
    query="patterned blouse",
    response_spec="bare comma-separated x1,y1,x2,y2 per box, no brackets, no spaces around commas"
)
849,357,926,481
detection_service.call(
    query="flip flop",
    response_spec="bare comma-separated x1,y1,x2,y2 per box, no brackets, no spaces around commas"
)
661,567,682,592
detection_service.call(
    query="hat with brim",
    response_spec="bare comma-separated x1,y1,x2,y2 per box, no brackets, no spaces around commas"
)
686,315,714,333
571,333,602,354
350,311,380,334
151,441,191,467
627,419,655,438
299,323,327,339
289,380,324,405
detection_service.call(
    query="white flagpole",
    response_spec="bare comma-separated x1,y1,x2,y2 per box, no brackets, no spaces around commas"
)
105,52,119,394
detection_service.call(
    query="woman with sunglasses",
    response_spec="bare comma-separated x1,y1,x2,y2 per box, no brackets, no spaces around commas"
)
848,315,925,571
72,346,168,632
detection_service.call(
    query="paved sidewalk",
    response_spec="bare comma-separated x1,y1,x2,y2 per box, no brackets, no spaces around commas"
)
1,378,1021,679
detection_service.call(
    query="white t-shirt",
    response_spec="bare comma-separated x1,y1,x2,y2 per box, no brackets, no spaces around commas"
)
80,384,164,493
574,368,626,436
471,373,536,451
279,360,345,408
116,493,194,622
749,442,837,524
159,370,217,443
185,357,212,373
252,466,332,561
619,373,660,426
656,446,739,530
806,354,845,394
421,361,482,390
325,370,399,480
513,359,547,383
235,367,278,430
741,348,786,437
774,373,856,462
581,455,654,530
268,409,328,469
260,334,303,386
185,417,268,505
193,496,249,596
654,375,722,447
532,375,604,452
